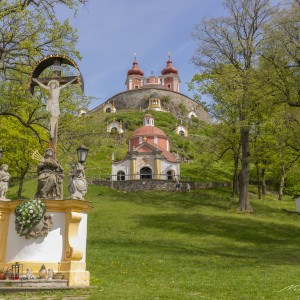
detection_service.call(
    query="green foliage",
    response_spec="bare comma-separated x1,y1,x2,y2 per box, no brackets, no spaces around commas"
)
178,102,188,114
160,95,170,108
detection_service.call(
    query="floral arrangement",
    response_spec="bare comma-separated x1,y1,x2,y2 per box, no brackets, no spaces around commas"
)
15,200,45,236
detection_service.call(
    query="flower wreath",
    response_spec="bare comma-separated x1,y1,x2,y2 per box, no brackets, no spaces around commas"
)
15,200,45,236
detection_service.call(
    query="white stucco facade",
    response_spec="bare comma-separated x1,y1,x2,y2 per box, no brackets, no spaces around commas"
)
5,211,87,263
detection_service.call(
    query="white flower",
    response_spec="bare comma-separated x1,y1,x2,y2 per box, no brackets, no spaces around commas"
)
30,210,33,214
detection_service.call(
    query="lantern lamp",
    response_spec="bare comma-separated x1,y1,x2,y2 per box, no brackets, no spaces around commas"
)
77,145,89,164
11,262,23,280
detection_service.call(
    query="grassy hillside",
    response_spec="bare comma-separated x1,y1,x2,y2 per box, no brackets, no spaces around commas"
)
6,184,300,299
56,110,233,183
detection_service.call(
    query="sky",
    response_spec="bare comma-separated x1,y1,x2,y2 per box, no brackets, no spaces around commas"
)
57,0,225,109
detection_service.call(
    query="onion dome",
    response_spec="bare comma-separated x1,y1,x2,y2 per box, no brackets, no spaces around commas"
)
127,55,144,76
161,53,178,75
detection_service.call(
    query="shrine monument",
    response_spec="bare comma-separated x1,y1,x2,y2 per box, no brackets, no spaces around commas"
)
0,55,92,287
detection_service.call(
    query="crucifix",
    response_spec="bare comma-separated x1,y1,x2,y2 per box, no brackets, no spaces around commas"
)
30,55,83,156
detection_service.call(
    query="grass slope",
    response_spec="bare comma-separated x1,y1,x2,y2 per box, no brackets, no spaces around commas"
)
56,110,233,183
7,184,300,299
86,186,300,300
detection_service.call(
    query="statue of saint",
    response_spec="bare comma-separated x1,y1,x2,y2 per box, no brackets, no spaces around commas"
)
32,77,77,138
35,148,64,199
68,162,87,200
0,164,11,200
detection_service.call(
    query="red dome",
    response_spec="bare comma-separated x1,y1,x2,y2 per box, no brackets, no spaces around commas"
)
132,126,166,137
161,60,178,75
128,60,144,76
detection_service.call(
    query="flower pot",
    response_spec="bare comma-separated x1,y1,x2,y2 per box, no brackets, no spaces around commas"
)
0,273,6,280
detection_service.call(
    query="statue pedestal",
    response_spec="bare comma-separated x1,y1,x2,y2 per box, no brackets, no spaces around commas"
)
0,199,93,287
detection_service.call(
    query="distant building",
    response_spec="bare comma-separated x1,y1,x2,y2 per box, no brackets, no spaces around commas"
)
111,114,180,181
125,53,180,92
89,54,212,124
107,120,123,134
175,123,188,137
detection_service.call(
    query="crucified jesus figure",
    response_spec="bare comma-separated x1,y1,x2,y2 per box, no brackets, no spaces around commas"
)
33,77,77,138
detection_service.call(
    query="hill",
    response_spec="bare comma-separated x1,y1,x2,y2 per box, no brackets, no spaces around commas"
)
57,109,233,184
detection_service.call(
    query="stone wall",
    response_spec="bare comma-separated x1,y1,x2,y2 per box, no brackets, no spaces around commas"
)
89,88,212,124
90,179,231,192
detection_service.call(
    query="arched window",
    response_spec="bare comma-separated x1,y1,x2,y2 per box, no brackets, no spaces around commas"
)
106,107,112,113
140,167,152,179
167,170,175,180
117,171,125,181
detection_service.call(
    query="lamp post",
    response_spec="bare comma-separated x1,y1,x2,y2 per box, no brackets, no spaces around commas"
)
76,145,89,164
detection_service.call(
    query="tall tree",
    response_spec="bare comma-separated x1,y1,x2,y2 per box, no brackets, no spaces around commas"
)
261,0,300,107
192,0,275,212
0,0,90,193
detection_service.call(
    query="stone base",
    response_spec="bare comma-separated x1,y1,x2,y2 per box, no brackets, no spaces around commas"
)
0,279,68,288
60,261,90,287
1,261,90,287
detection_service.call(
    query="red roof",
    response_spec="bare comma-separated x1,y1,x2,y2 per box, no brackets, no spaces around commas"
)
147,140,178,163
132,126,166,137
133,140,178,163
128,61,144,76
161,60,178,75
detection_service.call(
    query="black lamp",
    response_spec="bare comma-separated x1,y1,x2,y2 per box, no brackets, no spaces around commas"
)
0,148,3,160
77,145,89,163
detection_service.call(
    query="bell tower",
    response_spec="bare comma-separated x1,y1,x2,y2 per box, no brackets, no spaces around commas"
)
160,52,181,92
125,53,144,90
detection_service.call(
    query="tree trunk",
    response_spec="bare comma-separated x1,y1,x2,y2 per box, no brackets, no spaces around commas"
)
261,161,267,196
237,128,253,212
278,164,285,201
18,176,24,198
256,162,261,200
232,152,239,198
18,163,30,198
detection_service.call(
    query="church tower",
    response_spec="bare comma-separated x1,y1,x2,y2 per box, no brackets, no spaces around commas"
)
160,52,180,92
125,53,144,90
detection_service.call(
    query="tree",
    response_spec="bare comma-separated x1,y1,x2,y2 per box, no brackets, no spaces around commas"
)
192,0,275,212
0,0,90,195
0,0,86,80
0,0,86,132
261,0,300,107
190,70,242,198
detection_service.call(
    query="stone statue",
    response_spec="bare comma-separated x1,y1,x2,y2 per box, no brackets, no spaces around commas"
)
35,148,64,199
32,77,77,138
0,164,11,200
68,162,87,200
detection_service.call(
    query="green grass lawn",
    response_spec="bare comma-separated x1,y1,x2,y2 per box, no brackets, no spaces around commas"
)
4,184,300,299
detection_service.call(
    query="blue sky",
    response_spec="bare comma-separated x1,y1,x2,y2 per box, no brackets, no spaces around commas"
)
58,0,225,108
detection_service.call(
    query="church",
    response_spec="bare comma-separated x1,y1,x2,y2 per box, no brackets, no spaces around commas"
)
89,54,212,124
111,114,180,181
